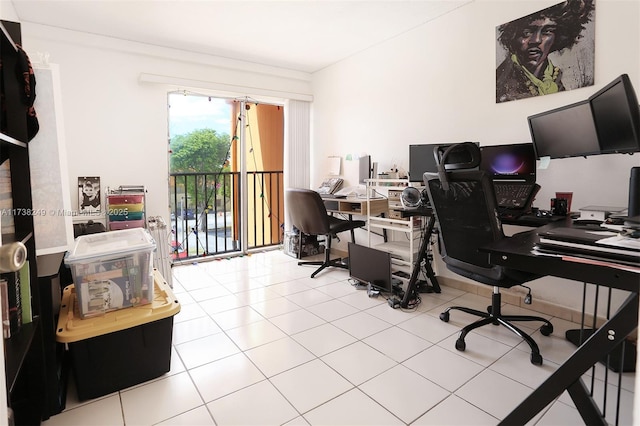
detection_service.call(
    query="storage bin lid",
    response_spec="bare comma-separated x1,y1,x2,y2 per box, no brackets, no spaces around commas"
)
64,228,155,265
56,269,180,342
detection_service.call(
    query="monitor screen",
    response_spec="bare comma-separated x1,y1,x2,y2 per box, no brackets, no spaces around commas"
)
589,74,640,155
480,143,536,180
409,142,479,182
527,99,600,159
348,242,392,293
359,155,371,184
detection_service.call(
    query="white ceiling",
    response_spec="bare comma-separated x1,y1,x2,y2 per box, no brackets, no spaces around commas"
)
10,0,472,73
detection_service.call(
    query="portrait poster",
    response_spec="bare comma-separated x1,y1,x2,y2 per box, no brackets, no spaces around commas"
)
78,176,101,214
496,0,596,103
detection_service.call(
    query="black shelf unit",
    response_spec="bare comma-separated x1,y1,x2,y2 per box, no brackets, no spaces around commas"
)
1,19,47,424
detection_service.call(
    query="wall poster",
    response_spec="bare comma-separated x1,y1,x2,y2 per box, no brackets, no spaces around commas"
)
78,176,101,214
496,0,596,103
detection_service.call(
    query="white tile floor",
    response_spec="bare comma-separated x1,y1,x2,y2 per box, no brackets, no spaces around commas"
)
43,250,636,425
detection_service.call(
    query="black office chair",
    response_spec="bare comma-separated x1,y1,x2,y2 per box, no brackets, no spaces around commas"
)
424,142,553,365
286,188,366,278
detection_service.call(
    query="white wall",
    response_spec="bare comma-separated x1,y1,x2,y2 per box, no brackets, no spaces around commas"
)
311,0,640,313
11,22,312,221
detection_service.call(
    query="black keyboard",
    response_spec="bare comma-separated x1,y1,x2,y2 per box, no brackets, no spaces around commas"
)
494,183,534,209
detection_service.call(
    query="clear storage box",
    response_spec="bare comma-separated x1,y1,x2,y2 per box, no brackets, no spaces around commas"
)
64,228,156,318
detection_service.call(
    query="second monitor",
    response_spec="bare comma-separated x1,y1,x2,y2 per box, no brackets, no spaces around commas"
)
348,242,397,294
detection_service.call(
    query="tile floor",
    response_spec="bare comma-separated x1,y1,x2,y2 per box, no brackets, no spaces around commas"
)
43,250,636,425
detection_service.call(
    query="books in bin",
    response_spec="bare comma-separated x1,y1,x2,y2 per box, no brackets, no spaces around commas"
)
79,262,148,318
537,227,640,265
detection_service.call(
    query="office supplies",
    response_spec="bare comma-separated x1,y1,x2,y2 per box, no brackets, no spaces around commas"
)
480,143,539,211
316,177,343,197
537,226,639,264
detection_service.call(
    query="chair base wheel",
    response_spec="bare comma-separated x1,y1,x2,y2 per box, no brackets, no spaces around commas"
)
455,338,466,351
531,352,543,365
540,324,553,336
440,312,450,322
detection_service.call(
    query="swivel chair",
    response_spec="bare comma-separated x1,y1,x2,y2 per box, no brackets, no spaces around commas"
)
286,188,366,278
424,142,553,365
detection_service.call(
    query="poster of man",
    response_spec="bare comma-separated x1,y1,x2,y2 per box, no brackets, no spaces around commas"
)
78,176,101,214
496,0,595,103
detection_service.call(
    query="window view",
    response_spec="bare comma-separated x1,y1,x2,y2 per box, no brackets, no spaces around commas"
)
168,93,284,260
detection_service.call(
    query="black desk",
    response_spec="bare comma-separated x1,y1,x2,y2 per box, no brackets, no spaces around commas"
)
482,222,638,425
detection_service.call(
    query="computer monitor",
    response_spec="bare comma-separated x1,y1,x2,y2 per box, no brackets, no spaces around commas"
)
359,155,371,184
589,74,640,155
409,142,479,182
348,242,392,293
480,143,536,180
527,99,600,159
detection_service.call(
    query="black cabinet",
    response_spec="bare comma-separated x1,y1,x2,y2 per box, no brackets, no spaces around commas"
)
1,19,47,424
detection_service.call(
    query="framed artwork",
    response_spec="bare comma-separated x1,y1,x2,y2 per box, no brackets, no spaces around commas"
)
496,0,596,103
78,176,101,214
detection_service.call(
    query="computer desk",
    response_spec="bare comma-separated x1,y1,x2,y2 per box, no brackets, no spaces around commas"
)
323,196,388,242
481,220,638,425
323,196,388,217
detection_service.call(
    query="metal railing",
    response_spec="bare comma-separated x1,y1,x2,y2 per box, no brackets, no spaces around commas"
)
169,170,283,260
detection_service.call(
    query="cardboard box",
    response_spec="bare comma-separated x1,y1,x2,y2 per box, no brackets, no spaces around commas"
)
64,228,156,318
56,270,180,400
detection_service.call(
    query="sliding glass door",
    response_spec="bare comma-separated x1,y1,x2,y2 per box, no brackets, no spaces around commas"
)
167,93,284,260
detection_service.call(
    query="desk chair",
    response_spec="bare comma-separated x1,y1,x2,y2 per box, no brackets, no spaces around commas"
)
286,188,366,278
424,142,553,365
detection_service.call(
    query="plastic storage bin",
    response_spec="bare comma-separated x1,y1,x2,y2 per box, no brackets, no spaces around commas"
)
64,228,156,318
56,270,180,400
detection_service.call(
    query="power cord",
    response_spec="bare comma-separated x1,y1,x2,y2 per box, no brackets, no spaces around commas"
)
521,285,532,304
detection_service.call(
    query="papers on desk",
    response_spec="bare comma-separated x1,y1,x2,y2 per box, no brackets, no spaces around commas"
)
535,226,639,269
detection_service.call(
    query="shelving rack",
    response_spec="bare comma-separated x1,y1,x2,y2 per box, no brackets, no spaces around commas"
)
1,19,47,425
364,179,426,286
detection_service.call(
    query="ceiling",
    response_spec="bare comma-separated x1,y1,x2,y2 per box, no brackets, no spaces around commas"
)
10,0,472,73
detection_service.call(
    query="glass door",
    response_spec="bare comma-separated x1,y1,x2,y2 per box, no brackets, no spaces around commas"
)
168,93,284,260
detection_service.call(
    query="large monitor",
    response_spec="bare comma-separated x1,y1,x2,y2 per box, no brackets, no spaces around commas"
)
527,99,600,159
409,142,479,182
589,74,640,155
348,242,392,293
359,155,371,184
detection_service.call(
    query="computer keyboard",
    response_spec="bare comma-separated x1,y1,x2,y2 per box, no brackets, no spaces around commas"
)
494,183,535,209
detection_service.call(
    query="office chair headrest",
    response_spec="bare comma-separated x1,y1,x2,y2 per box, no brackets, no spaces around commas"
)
434,142,481,191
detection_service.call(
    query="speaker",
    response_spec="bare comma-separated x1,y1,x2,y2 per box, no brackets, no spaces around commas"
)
629,167,640,217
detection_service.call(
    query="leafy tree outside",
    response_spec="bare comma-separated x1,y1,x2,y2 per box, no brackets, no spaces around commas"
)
170,128,232,215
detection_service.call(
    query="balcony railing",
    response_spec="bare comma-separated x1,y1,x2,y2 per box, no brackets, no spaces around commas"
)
169,170,284,260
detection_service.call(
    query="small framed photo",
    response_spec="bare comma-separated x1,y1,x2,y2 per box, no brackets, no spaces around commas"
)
78,176,101,214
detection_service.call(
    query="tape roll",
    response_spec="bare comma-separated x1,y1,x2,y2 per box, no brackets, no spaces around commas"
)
0,242,27,273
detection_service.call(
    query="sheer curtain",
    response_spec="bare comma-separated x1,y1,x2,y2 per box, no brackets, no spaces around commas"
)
284,99,311,231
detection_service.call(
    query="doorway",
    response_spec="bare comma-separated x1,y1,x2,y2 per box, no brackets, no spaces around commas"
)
168,93,284,260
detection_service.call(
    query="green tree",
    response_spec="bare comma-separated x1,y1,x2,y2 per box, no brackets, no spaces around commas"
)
170,129,232,213
170,128,230,173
